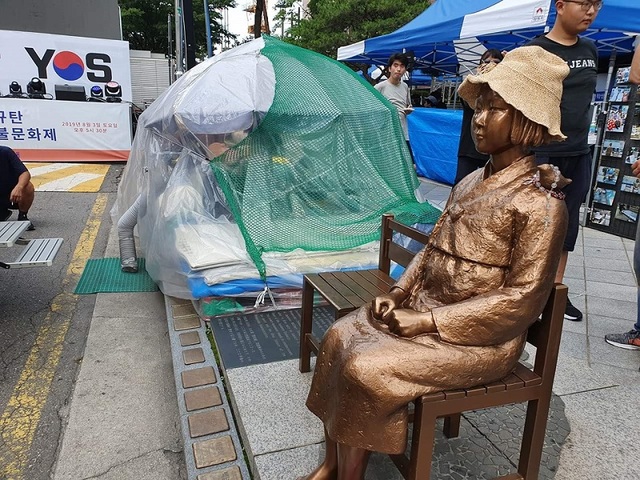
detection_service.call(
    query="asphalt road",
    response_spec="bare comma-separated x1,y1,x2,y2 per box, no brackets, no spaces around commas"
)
0,163,123,480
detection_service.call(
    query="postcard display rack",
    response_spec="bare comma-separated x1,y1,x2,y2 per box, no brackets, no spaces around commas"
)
587,66,640,239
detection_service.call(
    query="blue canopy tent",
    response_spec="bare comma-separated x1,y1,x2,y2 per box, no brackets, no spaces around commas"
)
339,0,639,185
337,0,638,75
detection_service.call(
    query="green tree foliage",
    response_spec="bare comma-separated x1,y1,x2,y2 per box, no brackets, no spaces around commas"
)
119,0,236,56
285,0,431,60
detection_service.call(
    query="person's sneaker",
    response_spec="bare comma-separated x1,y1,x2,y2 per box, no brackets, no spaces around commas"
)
564,298,583,321
604,330,640,350
17,212,35,231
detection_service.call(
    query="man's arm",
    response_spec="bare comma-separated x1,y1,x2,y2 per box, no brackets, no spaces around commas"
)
10,171,31,204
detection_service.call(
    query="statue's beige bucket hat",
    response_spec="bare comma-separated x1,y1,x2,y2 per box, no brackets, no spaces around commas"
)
458,45,569,142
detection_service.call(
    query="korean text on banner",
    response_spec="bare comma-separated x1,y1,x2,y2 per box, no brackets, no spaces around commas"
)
0,98,131,162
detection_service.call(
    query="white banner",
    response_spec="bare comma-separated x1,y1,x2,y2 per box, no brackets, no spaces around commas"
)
0,30,132,102
0,98,131,162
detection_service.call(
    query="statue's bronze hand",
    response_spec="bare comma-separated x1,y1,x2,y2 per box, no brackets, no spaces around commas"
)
372,288,405,321
386,309,436,337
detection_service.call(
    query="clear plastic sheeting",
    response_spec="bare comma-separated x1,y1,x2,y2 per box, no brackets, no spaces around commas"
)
114,36,441,299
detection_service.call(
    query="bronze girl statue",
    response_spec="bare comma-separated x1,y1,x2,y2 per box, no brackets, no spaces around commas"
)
301,46,572,480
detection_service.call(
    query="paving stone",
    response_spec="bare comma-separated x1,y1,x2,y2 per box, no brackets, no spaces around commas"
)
188,409,230,438
175,315,202,331
184,348,206,365
197,466,242,480
193,436,237,468
180,331,201,347
182,367,216,388
185,386,223,412
173,302,198,317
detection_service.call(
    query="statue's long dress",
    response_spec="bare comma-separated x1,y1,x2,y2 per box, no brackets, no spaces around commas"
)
306,156,568,454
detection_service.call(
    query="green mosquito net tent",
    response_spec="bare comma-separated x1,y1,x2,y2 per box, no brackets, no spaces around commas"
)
114,36,441,299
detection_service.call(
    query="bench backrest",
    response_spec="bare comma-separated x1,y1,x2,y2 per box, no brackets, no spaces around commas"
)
526,284,567,384
378,213,430,275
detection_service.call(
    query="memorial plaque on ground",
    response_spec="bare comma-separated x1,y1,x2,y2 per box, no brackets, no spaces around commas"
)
209,307,334,369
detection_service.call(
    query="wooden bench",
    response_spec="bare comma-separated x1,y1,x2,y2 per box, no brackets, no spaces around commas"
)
298,213,430,373
298,213,568,479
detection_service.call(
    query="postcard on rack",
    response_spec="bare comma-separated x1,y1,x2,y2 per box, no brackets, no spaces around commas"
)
603,139,625,157
593,187,616,206
591,208,611,227
615,203,639,224
616,67,631,84
621,175,640,194
610,86,631,102
606,105,628,133
596,166,620,185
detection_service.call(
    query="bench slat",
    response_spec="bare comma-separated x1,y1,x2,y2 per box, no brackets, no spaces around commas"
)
513,362,542,387
502,373,524,390
387,219,431,245
443,389,466,400
485,380,508,394
465,385,487,397
332,272,378,303
421,392,445,402
7,238,63,269
388,242,416,270
344,270,385,297
304,274,354,313
318,272,367,310
364,269,395,287
357,269,394,292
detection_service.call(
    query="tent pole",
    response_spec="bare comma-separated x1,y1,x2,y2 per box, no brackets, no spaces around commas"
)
584,49,616,226
452,76,460,109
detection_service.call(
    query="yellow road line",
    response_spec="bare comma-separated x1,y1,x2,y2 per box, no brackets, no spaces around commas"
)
0,193,108,480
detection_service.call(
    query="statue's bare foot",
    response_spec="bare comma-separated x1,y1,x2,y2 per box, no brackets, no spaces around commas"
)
297,462,337,480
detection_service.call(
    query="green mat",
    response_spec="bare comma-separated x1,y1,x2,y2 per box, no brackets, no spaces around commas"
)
74,258,159,294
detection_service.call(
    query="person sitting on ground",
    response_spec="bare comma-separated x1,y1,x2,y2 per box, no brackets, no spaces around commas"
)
0,146,35,230
301,46,570,480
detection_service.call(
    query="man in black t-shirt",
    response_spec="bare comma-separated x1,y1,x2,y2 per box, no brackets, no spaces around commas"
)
527,0,601,322
0,146,35,230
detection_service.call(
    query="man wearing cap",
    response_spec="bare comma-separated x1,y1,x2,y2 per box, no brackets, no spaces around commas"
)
527,0,601,322
425,94,446,109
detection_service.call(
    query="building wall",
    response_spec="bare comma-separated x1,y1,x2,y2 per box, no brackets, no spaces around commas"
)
129,51,171,108
0,0,121,40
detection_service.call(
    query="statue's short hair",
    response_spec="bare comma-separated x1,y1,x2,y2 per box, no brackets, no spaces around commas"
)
510,109,554,148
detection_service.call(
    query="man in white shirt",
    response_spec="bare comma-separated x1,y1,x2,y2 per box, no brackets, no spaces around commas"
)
374,53,413,157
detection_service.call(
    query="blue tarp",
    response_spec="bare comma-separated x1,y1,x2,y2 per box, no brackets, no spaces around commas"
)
338,0,638,74
408,108,462,186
